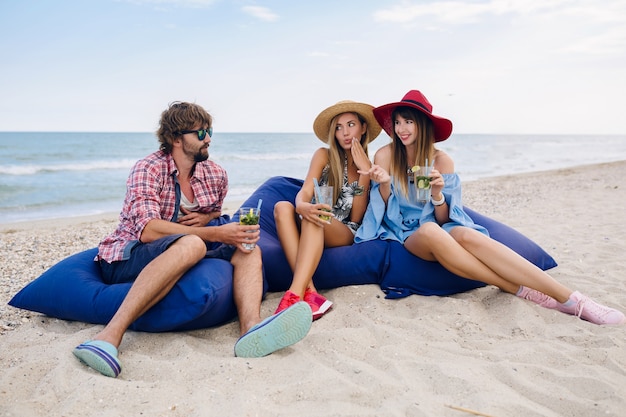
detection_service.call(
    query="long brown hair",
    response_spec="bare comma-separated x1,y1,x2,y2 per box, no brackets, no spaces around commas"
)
325,112,371,202
389,107,435,198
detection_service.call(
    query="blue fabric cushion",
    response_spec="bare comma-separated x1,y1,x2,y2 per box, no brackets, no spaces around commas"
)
239,176,557,298
9,176,558,330
464,206,557,271
9,247,238,333
236,176,388,292
380,240,486,298
379,207,558,298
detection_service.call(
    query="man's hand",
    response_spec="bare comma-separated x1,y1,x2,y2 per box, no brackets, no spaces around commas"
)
216,222,260,249
178,207,221,227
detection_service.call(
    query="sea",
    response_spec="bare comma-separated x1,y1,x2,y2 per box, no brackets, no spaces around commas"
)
1,132,626,225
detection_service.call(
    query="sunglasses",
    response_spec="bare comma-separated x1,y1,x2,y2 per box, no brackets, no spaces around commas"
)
177,127,213,140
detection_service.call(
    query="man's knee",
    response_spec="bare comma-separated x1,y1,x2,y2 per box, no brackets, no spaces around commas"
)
231,246,263,269
170,235,206,262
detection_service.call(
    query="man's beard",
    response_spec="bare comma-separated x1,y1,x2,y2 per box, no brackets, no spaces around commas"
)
194,149,209,162
184,140,209,162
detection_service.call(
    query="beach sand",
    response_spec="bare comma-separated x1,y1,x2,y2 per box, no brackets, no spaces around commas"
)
1,161,625,417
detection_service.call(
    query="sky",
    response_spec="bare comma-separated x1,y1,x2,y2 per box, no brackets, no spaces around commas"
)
1,0,625,134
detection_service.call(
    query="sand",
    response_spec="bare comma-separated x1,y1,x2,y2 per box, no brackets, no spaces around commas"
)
1,161,625,417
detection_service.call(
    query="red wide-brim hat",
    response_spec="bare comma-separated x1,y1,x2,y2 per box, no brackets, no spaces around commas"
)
373,90,453,142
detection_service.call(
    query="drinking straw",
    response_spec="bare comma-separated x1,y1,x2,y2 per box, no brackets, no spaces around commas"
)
312,177,323,203
256,198,263,212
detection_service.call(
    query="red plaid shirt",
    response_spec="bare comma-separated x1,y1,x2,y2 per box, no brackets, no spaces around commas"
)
97,150,228,263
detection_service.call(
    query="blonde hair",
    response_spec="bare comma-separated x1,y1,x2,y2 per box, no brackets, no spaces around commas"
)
325,112,371,203
389,107,436,198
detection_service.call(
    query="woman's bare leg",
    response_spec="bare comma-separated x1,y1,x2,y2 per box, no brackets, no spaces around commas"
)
274,201,301,272
275,202,355,298
404,223,570,300
448,226,572,302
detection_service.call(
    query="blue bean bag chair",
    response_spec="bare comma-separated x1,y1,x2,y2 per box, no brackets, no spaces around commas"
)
237,176,557,298
233,176,391,292
9,220,239,333
9,176,557,332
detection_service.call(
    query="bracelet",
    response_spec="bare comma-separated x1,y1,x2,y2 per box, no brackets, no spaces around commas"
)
431,194,446,206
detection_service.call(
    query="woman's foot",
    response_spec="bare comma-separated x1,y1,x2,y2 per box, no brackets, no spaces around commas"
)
304,289,333,321
557,291,626,325
517,286,625,325
516,286,559,309
274,290,301,315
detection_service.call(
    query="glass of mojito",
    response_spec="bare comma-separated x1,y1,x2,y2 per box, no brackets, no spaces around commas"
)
239,207,260,250
315,185,333,222
410,165,432,203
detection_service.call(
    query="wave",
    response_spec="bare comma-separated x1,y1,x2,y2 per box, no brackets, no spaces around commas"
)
0,159,137,175
214,152,313,162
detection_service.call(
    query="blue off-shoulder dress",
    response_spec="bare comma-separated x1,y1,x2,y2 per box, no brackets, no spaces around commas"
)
355,173,488,243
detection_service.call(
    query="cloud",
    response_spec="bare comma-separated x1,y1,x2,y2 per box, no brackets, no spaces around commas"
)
117,0,218,7
308,51,330,58
241,6,279,22
373,1,493,24
560,27,626,55
371,0,610,24
372,0,626,58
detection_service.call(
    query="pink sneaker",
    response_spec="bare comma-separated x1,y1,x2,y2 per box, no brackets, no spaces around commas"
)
516,286,559,309
304,289,333,321
558,291,626,325
274,291,301,315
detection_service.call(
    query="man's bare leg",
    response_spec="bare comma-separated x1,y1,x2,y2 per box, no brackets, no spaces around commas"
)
231,246,313,358
230,247,264,335
93,235,207,347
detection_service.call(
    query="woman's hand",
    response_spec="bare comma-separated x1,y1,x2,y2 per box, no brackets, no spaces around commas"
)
429,167,445,197
358,164,390,185
296,201,334,227
351,138,371,172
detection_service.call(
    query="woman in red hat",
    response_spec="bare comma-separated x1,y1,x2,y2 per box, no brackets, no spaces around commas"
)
356,90,625,325
273,100,382,320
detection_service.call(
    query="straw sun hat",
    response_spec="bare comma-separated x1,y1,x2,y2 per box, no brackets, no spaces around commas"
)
373,90,453,142
313,100,382,144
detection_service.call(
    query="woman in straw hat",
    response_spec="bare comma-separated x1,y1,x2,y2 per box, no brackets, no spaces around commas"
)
356,89,624,325
273,100,382,319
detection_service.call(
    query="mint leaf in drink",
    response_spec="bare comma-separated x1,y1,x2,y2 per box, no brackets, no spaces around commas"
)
240,209,259,225
416,176,431,189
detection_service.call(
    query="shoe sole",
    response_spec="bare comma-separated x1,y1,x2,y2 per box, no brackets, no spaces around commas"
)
73,340,122,378
235,301,312,358
311,300,333,321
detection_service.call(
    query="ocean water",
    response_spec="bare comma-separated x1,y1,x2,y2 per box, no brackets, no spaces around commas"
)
1,132,626,224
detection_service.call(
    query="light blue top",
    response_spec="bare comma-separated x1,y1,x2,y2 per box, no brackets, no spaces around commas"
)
355,173,488,243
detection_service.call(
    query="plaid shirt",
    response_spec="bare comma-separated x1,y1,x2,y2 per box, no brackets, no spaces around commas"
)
97,150,228,263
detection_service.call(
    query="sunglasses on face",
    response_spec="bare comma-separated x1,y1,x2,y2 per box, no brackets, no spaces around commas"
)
177,127,213,140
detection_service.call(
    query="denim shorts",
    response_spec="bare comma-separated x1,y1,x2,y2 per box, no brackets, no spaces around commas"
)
99,234,235,285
